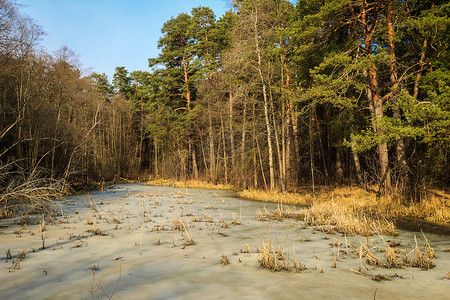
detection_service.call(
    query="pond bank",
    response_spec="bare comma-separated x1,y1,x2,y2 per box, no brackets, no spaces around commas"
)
147,179,450,235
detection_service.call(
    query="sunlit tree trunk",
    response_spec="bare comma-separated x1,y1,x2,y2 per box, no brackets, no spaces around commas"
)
359,0,390,190
229,88,236,175
386,0,408,192
240,87,247,188
253,10,274,191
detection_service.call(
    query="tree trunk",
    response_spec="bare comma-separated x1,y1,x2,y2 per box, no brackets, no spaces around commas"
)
252,102,258,188
309,116,315,198
270,88,285,192
240,88,247,188
387,0,407,191
350,132,363,184
208,115,216,182
253,13,274,191
154,138,158,178
189,138,198,179
220,114,228,184
374,98,390,189
413,39,428,99
335,148,343,184
359,0,390,190
229,88,236,175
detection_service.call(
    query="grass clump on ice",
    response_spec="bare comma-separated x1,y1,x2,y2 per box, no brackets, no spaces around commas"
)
354,232,436,272
258,241,307,272
256,203,396,236
301,201,397,236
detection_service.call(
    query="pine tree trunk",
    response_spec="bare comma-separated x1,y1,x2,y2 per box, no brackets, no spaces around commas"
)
359,0,390,190
374,97,390,189
413,39,428,98
387,0,408,192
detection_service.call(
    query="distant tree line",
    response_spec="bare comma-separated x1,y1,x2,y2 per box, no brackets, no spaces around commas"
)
1,0,448,203
0,0,142,196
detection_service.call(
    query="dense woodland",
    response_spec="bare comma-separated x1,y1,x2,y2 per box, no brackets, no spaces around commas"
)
0,0,449,208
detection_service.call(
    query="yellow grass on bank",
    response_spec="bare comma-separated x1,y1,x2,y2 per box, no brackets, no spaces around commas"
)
239,186,450,225
145,179,234,191
238,189,312,206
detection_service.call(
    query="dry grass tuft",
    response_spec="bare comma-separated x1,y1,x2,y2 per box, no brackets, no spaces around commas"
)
231,212,241,225
221,254,230,266
259,241,290,272
8,249,27,272
258,241,306,272
256,206,302,222
87,225,108,236
355,233,436,270
173,218,184,231
240,243,251,253
86,213,94,225
443,270,450,280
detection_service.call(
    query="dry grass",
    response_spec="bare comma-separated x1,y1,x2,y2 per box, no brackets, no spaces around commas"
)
301,201,396,236
354,233,436,270
145,179,234,191
256,206,303,222
443,270,450,280
241,186,450,226
8,249,27,272
146,179,449,225
258,241,291,272
258,241,307,272
256,203,395,236
221,254,230,266
239,189,310,206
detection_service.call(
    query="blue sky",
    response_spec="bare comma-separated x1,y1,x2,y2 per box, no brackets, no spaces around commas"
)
18,0,229,80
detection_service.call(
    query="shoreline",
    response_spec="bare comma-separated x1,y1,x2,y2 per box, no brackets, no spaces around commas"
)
144,179,450,234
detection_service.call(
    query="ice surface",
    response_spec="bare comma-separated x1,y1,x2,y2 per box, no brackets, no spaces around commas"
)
1,184,449,299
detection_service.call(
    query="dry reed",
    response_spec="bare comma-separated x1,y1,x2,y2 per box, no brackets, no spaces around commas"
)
356,233,436,270
258,241,306,272
221,254,230,266
241,186,449,224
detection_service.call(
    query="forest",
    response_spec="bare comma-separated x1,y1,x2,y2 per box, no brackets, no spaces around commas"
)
0,0,449,216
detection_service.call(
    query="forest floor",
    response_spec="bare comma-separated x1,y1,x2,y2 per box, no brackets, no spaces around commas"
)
1,184,449,299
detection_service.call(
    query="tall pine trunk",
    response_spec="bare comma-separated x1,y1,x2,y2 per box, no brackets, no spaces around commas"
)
387,0,408,193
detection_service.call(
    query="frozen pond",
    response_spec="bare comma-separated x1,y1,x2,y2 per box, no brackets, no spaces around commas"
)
1,184,449,299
